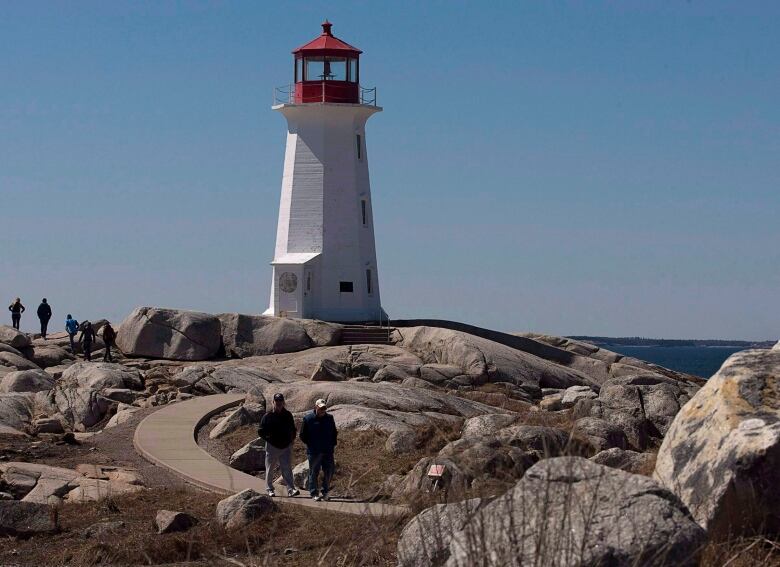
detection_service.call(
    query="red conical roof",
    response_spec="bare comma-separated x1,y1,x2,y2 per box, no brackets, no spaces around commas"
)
292,20,362,56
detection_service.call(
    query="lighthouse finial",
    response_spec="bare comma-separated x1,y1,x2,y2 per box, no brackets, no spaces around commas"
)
322,20,333,36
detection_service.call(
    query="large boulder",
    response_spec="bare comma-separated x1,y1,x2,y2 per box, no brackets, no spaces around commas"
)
397,326,594,396
397,498,486,566
116,307,221,361
0,501,58,536
0,369,55,393
21,344,74,369
573,374,699,451
174,365,286,396
215,489,275,530
60,362,143,391
229,438,266,473
406,457,704,567
0,394,34,435
654,347,780,538
209,403,264,439
0,326,31,350
218,314,341,358
0,351,40,372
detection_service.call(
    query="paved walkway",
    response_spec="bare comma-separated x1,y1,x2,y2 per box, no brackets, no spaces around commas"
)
133,393,407,517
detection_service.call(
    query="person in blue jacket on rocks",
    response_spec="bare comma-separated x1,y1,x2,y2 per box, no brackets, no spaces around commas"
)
299,398,337,501
65,314,80,353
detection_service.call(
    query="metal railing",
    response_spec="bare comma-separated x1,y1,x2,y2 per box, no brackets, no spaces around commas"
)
273,83,377,106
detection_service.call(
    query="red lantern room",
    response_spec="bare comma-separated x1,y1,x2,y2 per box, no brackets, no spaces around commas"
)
284,21,374,105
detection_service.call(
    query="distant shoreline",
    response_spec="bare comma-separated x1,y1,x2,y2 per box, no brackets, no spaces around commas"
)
568,336,774,349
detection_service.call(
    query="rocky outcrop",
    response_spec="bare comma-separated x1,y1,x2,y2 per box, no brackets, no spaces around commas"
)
401,457,705,567
397,326,595,397
0,394,34,435
0,326,31,350
392,425,580,499
174,365,286,395
571,417,628,452
0,462,142,505
22,344,75,369
0,351,40,372
654,347,780,538
215,489,275,530
218,314,341,358
117,307,222,361
590,447,655,475
0,369,55,393
573,374,699,451
397,498,486,566
50,363,144,430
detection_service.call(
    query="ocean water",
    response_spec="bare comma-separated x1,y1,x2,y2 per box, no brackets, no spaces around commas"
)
606,346,748,379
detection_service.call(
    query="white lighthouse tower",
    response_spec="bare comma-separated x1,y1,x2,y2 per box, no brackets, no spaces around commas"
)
265,21,385,322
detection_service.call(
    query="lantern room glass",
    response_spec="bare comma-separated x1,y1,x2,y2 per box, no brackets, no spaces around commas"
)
298,56,358,83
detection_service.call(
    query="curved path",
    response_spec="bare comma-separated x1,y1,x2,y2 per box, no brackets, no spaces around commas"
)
133,393,407,517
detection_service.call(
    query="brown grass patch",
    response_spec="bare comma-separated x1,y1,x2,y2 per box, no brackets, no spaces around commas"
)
700,535,780,566
0,487,405,566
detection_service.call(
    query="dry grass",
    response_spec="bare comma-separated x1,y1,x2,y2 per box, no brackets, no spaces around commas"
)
0,487,405,566
208,422,461,502
700,536,780,566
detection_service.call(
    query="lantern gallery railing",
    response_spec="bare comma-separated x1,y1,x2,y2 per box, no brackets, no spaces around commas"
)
273,83,378,106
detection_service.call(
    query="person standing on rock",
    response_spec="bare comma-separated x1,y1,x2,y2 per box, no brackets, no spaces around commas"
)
300,398,337,502
78,320,97,361
101,322,117,362
36,298,52,339
258,393,299,498
65,314,80,353
8,298,24,330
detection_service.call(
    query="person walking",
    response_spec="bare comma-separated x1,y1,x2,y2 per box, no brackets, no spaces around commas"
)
78,321,97,361
299,398,338,501
65,314,80,353
8,298,24,330
258,393,299,498
101,322,117,362
36,299,52,339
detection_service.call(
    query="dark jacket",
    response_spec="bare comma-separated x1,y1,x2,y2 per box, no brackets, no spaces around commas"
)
8,302,24,314
258,408,296,450
37,303,52,321
300,411,337,455
79,324,97,345
102,325,116,345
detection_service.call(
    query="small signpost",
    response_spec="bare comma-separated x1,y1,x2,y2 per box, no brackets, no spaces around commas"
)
427,463,446,492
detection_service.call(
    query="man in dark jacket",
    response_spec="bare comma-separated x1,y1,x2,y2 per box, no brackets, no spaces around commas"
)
299,398,337,501
258,393,299,497
78,321,97,361
36,299,52,339
102,322,117,362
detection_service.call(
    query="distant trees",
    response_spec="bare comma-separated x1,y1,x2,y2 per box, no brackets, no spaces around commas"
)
568,336,773,348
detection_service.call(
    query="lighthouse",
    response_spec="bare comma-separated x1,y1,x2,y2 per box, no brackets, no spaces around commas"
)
265,21,385,322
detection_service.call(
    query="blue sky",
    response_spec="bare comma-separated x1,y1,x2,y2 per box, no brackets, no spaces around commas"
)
1,1,778,340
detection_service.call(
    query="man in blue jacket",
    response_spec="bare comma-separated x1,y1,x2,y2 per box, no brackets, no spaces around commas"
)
299,398,337,501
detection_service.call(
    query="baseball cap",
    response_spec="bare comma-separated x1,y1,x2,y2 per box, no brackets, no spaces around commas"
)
273,393,285,402
315,398,327,408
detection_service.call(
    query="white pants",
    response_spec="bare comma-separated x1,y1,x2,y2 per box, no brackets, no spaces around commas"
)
265,444,295,492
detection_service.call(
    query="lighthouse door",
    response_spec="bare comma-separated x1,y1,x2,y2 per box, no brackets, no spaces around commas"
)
278,269,300,317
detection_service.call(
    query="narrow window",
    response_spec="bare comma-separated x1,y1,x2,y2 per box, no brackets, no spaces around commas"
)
356,134,362,160
339,281,354,293
361,199,367,226
306,272,312,292
366,269,372,295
